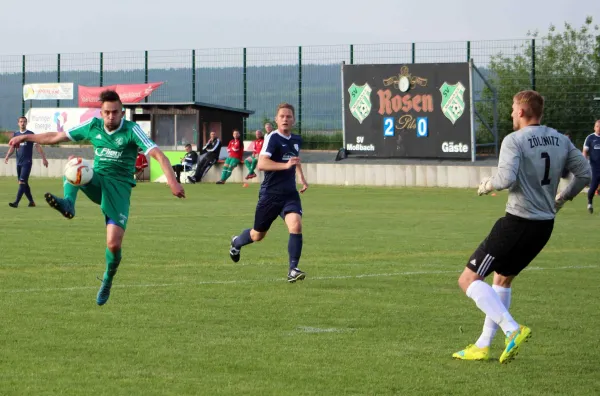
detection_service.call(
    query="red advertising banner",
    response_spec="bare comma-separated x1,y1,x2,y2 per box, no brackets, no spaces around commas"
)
78,82,163,107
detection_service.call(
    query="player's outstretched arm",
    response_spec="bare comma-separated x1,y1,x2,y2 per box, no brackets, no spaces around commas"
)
9,132,69,147
148,147,185,198
257,154,298,171
296,163,309,193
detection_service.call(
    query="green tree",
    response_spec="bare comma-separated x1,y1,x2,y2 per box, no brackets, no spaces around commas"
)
477,17,600,149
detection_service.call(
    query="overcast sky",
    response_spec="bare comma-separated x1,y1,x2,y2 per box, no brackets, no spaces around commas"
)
0,0,598,55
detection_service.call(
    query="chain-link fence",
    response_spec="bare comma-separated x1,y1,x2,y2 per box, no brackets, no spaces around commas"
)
1,40,598,150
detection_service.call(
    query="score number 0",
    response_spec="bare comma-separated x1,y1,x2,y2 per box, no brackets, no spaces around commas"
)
416,117,428,137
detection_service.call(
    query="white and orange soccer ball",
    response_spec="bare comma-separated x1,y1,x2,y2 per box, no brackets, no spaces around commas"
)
64,157,93,186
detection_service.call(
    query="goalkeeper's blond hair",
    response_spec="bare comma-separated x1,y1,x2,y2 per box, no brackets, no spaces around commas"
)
513,90,544,120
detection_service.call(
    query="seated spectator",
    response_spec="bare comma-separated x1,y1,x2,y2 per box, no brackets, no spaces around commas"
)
134,149,149,181
172,143,198,183
216,129,243,184
264,122,274,135
187,131,221,184
244,129,264,180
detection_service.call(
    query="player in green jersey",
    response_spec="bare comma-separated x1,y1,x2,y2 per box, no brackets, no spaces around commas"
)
9,90,185,306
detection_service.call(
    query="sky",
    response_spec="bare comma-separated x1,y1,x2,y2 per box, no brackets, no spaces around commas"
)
0,0,598,55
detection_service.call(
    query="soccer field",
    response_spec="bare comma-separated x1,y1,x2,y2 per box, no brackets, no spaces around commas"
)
0,178,598,395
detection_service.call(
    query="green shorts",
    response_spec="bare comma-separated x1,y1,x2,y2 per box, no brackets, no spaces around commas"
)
225,157,241,167
80,173,132,230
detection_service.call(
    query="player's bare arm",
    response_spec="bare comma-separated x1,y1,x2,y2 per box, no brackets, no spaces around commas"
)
257,154,299,171
582,147,589,160
3,146,15,163
35,144,49,168
296,163,309,193
148,147,185,198
9,132,69,147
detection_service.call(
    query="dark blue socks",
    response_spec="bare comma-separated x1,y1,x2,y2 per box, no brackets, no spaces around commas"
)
234,228,254,249
288,233,303,270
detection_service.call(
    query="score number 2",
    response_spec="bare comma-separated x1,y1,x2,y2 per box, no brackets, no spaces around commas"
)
383,117,394,137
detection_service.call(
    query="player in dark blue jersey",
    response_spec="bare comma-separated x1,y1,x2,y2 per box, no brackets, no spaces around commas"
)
582,120,600,213
3,116,48,208
229,103,309,282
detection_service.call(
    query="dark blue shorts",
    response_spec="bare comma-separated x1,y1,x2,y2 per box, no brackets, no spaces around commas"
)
17,163,32,183
253,192,302,232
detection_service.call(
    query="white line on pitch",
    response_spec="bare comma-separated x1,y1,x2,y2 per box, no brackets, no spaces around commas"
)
1,265,596,294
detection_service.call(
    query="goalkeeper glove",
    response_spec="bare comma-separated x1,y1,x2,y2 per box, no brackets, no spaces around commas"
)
477,176,494,196
555,193,567,213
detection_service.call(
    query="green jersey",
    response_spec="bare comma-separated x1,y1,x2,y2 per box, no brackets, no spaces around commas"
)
66,118,156,185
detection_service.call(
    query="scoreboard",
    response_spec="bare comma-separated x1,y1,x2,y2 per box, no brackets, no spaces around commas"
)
343,62,473,159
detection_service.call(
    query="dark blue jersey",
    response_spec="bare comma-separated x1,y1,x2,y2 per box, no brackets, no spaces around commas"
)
584,133,600,171
259,131,302,195
13,130,35,165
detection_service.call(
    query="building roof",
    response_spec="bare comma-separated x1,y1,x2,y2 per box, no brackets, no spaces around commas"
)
123,101,254,115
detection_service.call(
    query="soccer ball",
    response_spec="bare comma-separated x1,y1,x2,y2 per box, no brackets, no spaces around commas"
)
64,157,93,186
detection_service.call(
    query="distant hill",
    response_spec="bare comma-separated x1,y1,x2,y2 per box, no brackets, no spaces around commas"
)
0,64,490,133
0,65,343,132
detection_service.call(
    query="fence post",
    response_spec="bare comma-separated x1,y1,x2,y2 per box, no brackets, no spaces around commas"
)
144,50,149,103
243,48,247,138
350,44,354,65
57,53,61,108
99,52,104,87
412,43,415,63
466,41,471,62
531,39,536,90
21,55,26,115
192,49,196,102
298,46,302,136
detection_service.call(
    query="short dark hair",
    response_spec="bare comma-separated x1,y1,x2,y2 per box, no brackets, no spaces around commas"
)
18,116,27,122
185,143,192,148
99,90,122,104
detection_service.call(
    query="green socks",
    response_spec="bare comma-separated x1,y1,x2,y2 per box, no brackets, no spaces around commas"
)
62,176,79,205
221,166,233,181
104,248,122,283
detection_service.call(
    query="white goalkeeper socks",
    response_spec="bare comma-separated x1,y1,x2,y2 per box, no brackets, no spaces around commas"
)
466,280,519,336
475,285,512,348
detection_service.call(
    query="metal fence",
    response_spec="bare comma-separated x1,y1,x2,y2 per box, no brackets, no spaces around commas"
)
1,40,598,150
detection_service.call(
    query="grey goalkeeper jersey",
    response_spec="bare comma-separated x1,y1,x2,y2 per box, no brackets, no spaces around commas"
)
491,125,591,220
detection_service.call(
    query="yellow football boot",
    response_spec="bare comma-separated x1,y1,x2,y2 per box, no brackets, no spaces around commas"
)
452,344,490,361
499,325,532,364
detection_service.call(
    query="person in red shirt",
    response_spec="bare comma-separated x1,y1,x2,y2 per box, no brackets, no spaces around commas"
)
217,129,243,184
134,148,149,181
244,130,264,180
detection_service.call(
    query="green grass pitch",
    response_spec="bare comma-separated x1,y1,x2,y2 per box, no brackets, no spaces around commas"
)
0,178,598,395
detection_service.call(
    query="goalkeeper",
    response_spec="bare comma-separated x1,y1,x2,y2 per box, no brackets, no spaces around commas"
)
453,90,590,364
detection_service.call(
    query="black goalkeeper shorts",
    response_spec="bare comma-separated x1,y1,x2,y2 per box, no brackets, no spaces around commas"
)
467,213,554,277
